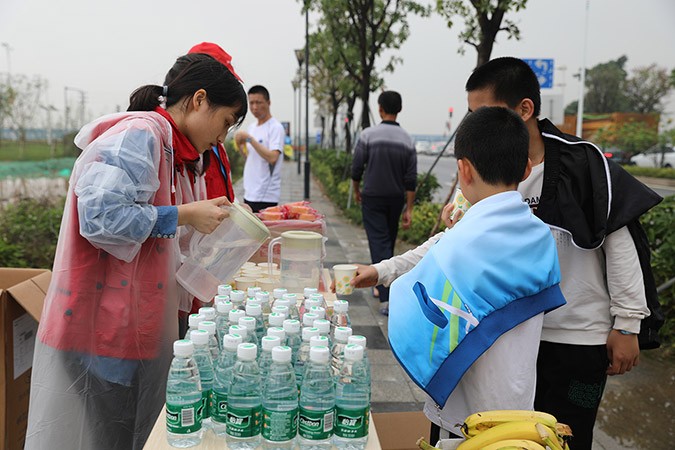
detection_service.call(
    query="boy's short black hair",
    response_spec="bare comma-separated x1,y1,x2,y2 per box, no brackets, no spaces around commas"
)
465,57,541,117
378,91,402,115
454,106,530,186
248,85,270,101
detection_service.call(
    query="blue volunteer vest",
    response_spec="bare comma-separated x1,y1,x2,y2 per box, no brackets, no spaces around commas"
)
388,191,566,406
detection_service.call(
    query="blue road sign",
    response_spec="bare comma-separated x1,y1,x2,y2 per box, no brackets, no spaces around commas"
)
523,58,554,89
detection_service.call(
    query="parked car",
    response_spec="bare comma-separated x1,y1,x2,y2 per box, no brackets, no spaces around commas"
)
415,140,432,155
602,147,633,165
630,145,675,168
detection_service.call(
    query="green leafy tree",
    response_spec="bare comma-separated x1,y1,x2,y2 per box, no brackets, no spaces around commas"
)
624,64,673,114
584,56,629,113
307,0,429,130
594,119,658,158
436,0,528,68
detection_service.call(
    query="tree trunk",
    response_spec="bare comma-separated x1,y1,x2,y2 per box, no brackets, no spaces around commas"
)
360,71,371,130
345,96,357,154
474,8,505,68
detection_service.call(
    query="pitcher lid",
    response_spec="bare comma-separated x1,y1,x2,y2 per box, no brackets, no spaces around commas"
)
279,230,323,249
230,202,271,241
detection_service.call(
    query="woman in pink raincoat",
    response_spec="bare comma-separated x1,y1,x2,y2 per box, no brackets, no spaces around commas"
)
25,51,247,450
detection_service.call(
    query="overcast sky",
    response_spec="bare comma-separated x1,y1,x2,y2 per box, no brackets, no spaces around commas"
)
1,0,674,136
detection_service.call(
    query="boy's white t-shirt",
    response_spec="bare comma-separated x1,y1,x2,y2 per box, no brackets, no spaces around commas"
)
242,117,285,203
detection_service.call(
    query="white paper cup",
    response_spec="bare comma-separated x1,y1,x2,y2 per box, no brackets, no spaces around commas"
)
450,188,471,222
256,277,278,292
234,276,257,291
333,264,358,295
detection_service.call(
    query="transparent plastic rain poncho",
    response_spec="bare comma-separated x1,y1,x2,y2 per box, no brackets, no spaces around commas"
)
25,112,206,450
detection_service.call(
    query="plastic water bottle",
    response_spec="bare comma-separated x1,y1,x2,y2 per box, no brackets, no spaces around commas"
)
259,335,282,378
226,343,262,450
348,335,371,384
211,333,243,437
309,293,328,309
281,293,300,320
313,319,332,349
268,312,287,330
302,312,319,329
298,346,335,450
189,330,215,429
294,327,320,388
229,309,246,327
166,340,203,448
214,294,230,306
216,302,234,349
246,303,266,342
283,319,302,364
262,346,299,450
229,325,251,347
186,314,204,339
331,327,353,377
218,284,233,296
303,287,318,298
333,344,370,450
230,290,246,310
272,287,288,304
256,291,272,325
331,300,351,338
199,306,217,322
299,295,322,320
239,316,260,347
310,335,330,352
198,320,220,361
272,305,290,321
309,306,326,320
267,326,287,346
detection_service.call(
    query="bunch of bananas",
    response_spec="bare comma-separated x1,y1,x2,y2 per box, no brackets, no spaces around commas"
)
457,410,572,450
416,410,573,450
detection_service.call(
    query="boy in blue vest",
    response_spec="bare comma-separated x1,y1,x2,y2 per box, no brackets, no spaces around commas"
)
386,106,566,439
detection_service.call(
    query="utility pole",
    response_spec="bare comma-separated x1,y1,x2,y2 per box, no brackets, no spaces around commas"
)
303,1,310,200
1,42,13,148
64,86,86,132
576,0,590,138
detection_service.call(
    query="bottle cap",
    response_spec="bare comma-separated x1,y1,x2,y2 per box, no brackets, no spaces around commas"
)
348,335,367,349
309,306,326,318
189,329,209,345
173,339,194,357
237,343,257,361
218,284,233,296
222,333,243,350
188,313,203,328
282,293,298,302
247,286,261,298
229,309,245,323
313,319,331,335
272,305,290,316
267,327,286,341
199,307,216,321
229,324,247,337
344,343,364,361
304,298,322,309
273,287,288,299
214,294,230,305
283,319,301,334
335,326,353,342
238,316,256,331
310,335,329,347
272,346,292,363
255,291,270,303
199,321,216,336
268,312,286,327
303,312,319,327
246,303,262,317
309,293,324,302
230,290,246,302
217,301,233,314
333,299,349,312
309,345,329,363
261,335,281,351
302,326,320,341
303,287,318,297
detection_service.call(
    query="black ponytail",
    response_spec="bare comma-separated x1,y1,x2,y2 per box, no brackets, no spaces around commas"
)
127,85,164,112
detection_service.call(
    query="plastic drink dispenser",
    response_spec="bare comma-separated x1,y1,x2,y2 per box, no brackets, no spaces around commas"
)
177,203,270,302
268,231,324,293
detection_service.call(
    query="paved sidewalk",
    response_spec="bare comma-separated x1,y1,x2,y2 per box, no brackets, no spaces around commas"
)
234,160,428,414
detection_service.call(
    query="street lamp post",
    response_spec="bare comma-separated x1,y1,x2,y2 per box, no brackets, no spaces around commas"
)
292,77,300,164
295,48,305,175
576,0,590,138
1,42,12,147
303,5,310,200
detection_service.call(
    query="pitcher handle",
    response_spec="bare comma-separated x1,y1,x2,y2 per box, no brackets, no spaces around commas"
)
267,236,282,277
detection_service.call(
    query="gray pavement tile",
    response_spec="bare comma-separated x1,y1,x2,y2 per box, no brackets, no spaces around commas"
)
367,349,398,365
346,305,376,326
370,402,426,414
407,380,430,403
371,381,416,403
351,325,389,350
371,363,408,382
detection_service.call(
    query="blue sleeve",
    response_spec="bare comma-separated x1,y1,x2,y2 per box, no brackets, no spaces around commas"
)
149,206,178,238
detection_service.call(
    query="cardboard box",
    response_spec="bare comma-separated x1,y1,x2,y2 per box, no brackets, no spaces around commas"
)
372,411,431,450
0,268,50,450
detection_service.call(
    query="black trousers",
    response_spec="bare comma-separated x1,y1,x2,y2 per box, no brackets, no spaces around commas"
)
535,341,609,450
244,199,278,213
361,195,405,303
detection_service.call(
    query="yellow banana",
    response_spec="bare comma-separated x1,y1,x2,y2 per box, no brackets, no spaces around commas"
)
481,439,547,450
535,423,564,450
461,410,558,438
456,421,559,450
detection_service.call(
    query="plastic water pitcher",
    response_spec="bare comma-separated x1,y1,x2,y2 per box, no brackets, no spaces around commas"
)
177,203,270,302
268,231,325,293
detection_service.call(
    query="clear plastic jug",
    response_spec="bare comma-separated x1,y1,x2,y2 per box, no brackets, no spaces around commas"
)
268,230,324,293
177,203,270,302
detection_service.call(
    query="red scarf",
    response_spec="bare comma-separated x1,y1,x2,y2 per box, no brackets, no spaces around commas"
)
154,106,200,184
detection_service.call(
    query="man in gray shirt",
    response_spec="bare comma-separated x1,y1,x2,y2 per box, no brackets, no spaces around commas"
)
351,90,417,315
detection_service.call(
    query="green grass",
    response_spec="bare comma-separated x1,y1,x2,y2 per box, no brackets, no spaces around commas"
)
623,165,675,179
0,140,71,161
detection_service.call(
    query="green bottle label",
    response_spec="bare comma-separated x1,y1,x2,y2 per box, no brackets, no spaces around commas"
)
262,407,299,442
166,400,202,434
335,406,369,439
226,405,262,438
210,391,228,423
298,407,334,440
199,389,211,420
